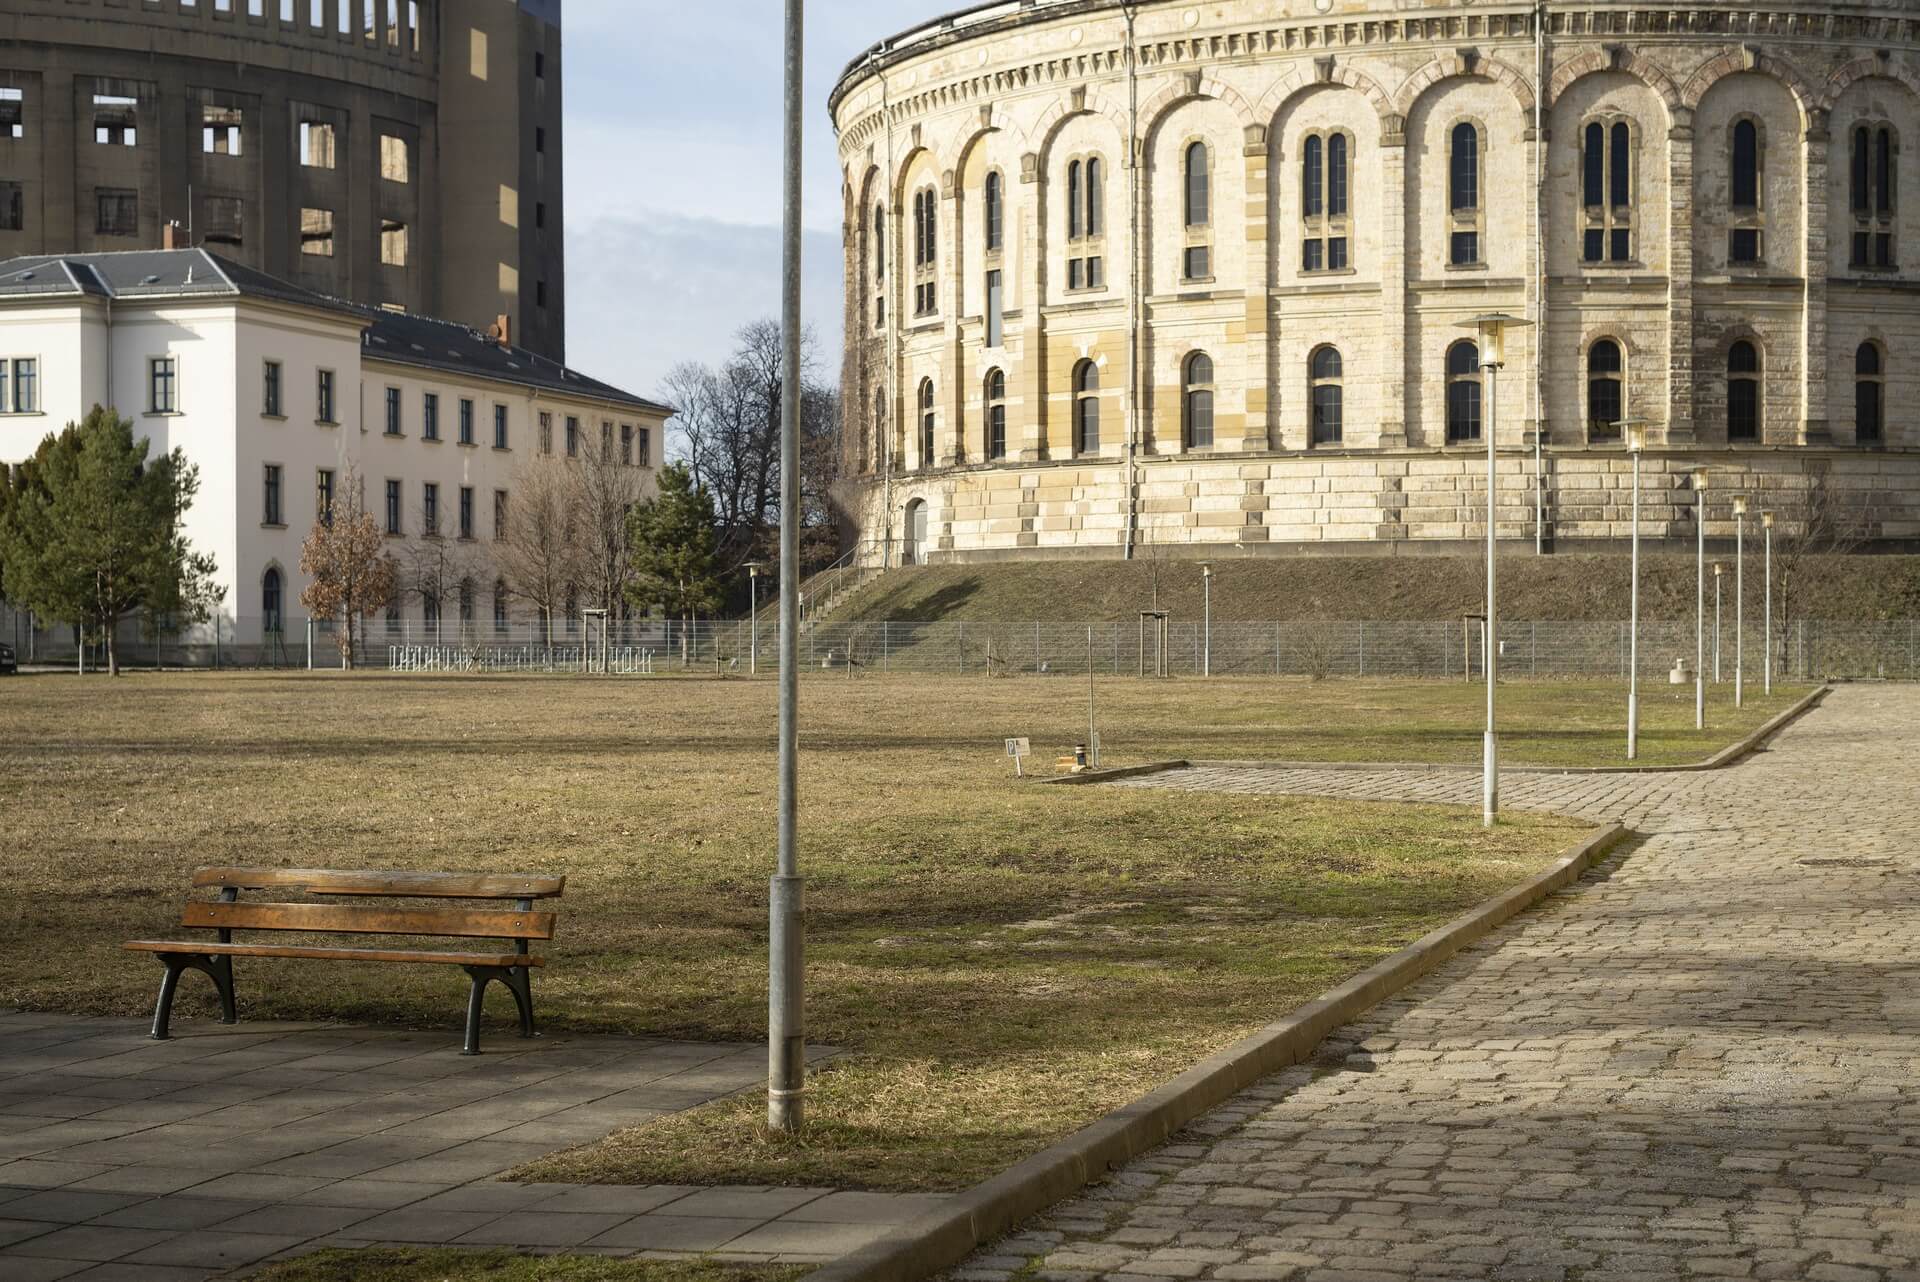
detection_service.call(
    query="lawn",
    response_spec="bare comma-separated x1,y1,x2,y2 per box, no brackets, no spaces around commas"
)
0,673,1798,1191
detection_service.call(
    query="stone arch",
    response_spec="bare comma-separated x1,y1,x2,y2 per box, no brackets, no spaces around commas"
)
1138,72,1260,151
1254,59,1395,130
1681,47,1817,120
948,104,1028,180
1548,48,1682,114
1031,85,1132,167
889,145,940,207
1822,57,1920,113
1394,52,1537,120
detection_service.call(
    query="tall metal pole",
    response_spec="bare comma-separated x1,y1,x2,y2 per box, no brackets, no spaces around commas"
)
1201,565,1212,678
1482,356,1500,827
1534,425,1544,556
749,566,760,677
768,0,806,1136
1694,469,1705,730
1624,425,1644,759
1715,566,1723,683
1734,498,1746,710
1763,511,1774,696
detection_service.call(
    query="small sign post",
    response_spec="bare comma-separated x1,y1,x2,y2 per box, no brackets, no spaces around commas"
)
1005,737,1031,777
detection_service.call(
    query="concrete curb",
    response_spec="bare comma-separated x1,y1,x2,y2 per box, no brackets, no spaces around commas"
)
1038,760,1190,786
1189,682,1831,778
804,821,1632,1282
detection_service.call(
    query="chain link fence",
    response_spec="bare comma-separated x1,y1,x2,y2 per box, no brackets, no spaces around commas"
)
7,605,1920,680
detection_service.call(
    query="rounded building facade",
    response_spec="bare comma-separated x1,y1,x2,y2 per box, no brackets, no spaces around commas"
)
832,0,1920,563
0,0,565,359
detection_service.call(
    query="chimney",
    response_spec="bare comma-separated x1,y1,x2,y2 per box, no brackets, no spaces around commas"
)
493,313,511,347
162,221,184,251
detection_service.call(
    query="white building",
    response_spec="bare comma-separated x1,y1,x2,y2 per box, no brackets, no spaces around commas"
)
0,248,666,651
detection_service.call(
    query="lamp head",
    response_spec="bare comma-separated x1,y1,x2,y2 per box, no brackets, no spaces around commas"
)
1616,417,1651,454
1692,466,1710,491
1456,311,1533,366
1199,561,1214,578
1762,510,1775,530
1732,495,1749,517
1714,561,1725,577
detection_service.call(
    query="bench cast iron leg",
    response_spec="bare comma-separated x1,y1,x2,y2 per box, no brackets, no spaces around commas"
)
460,966,538,1055
150,954,239,1041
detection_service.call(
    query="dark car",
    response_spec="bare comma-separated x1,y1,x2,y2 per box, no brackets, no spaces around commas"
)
0,642,15,675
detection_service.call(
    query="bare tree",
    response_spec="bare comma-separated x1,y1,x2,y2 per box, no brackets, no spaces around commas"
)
573,435,646,619
1765,461,1870,664
494,459,580,646
401,520,485,643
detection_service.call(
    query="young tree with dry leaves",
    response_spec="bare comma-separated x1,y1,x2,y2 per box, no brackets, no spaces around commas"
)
299,467,397,668
494,459,580,646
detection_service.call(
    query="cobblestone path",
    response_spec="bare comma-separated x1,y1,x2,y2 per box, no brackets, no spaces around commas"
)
959,686,1920,1282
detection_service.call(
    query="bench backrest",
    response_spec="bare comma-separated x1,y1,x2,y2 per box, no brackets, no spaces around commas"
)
183,867,564,945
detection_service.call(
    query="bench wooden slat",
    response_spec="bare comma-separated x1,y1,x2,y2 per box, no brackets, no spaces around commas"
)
180,902,557,941
190,868,566,900
126,940,544,967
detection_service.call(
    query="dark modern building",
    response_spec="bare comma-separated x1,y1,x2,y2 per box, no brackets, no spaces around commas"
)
0,0,566,360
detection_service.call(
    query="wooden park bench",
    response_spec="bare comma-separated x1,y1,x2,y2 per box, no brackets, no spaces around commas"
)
125,867,565,1055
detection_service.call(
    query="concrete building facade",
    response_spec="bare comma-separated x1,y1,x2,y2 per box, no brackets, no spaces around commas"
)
832,0,1920,564
0,0,566,361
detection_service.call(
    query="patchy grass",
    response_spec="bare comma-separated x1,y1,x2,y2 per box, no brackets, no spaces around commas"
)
0,672,1788,1189
245,1247,804,1282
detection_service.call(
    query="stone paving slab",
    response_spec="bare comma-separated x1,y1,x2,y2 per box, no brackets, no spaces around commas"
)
0,1016,946,1277
953,685,1920,1282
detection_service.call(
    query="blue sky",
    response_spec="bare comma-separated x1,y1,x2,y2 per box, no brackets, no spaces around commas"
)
562,1,956,401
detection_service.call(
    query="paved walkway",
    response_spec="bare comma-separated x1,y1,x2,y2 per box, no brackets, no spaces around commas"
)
959,686,1920,1282
0,1017,945,1279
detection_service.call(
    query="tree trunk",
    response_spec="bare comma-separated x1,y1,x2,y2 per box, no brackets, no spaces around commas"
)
105,618,120,677
344,614,357,671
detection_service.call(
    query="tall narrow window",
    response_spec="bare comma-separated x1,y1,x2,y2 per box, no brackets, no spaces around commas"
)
1587,340,1624,440
565,415,579,457
299,208,335,256
1073,360,1101,455
263,465,283,526
1183,140,1213,281
493,580,510,634
985,269,1004,347
1850,124,1897,269
263,568,283,635
1727,340,1761,442
0,87,23,141
871,388,886,472
1066,155,1106,290
316,468,336,525
263,361,282,416
1310,346,1344,446
1183,352,1215,449
1729,119,1763,264
918,378,936,468
1581,118,1635,263
621,423,634,466
494,489,508,538
458,398,474,445
912,187,938,316
384,386,401,435
97,189,138,238
984,172,1004,253
873,203,887,327
423,481,439,536
538,411,553,455
385,479,401,535
316,369,335,423
1446,341,1482,443
423,392,440,440
459,486,474,540
493,403,508,450
1856,342,1884,444
985,368,1007,460
1448,122,1482,266
148,356,177,414
1301,131,1351,272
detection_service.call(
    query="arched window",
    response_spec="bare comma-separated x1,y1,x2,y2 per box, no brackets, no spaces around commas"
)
1073,360,1100,455
1183,352,1215,450
1850,124,1897,269
493,579,509,633
985,368,1007,460
262,567,283,634
871,387,886,473
1587,340,1624,440
1449,122,1482,266
984,171,1004,253
1183,140,1213,280
1729,118,1763,264
1301,130,1351,272
1581,118,1635,263
1306,346,1344,446
1446,341,1482,443
918,378,936,468
1727,340,1761,442
1066,155,1105,289
1856,342,1885,444
872,203,886,326
912,187,938,315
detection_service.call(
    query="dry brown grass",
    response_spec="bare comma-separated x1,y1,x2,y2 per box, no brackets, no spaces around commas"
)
0,671,1769,1189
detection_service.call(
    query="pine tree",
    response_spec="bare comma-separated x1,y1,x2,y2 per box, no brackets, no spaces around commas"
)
626,463,723,650
300,467,398,670
0,405,216,676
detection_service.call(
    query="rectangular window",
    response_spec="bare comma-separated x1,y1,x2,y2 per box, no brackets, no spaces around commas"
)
201,105,243,155
422,482,439,535
1302,239,1324,272
299,120,336,168
263,360,282,416
380,219,408,267
1730,228,1762,264
316,368,336,423
538,411,553,455
423,392,439,440
300,208,335,256
985,269,1003,347
316,468,336,525
1183,245,1211,280
1327,238,1349,271
458,398,474,445
96,189,138,237
458,486,474,539
380,133,409,182
385,478,401,534
93,94,137,147
263,464,282,526
9,358,35,413
601,421,613,462
148,356,177,413
493,404,508,449
384,386,402,435
203,195,244,248
637,426,651,467
620,422,634,465
493,489,508,538
1449,232,1479,267
565,415,579,457
0,87,22,141
0,180,21,231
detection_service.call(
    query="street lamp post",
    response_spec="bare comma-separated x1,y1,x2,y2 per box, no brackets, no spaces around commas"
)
1458,312,1532,828
1617,419,1650,759
1733,495,1748,709
1693,467,1707,731
1762,510,1775,695
745,562,764,677
1714,561,1724,683
1199,562,1214,677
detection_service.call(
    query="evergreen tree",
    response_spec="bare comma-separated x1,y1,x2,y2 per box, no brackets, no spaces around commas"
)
625,464,723,646
0,406,216,676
